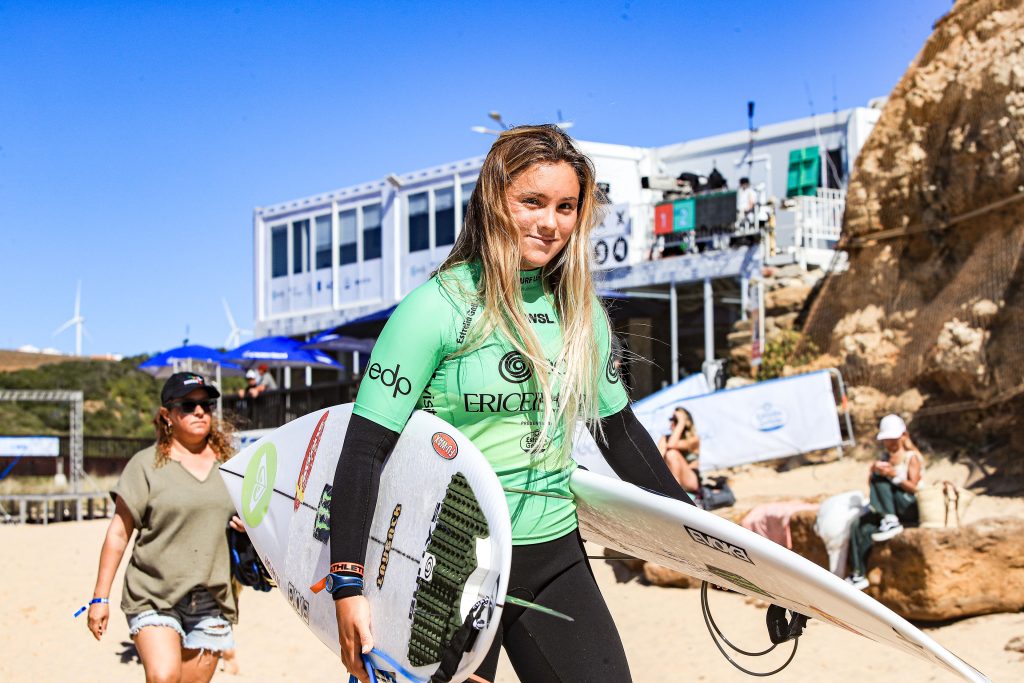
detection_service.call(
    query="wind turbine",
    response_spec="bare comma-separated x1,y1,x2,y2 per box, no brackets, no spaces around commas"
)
222,298,252,349
53,281,87,356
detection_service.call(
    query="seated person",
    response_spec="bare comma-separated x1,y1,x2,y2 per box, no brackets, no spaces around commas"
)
846,414,925,590
238,369,260,399
657,407,701,494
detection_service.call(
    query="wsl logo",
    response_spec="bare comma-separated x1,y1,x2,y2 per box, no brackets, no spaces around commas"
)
752,402,786,432
499,351,532,384
241,442,278,528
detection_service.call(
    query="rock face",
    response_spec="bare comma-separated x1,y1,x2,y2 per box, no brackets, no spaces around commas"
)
867,517,1024,621
800,0,1024,453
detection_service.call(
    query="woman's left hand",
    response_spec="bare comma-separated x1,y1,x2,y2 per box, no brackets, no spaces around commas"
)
229,515,246,533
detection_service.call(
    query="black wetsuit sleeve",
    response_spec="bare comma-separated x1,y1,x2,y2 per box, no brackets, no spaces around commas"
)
328,413,400,599
590,405,695,506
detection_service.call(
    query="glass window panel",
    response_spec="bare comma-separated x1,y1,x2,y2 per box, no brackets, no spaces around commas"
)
292,219,309,274
271,225,287,278
362,203,382,261
339,209,358,266
315,215,332,270
408,191,429,252
435,187,455,247
461,180,476,217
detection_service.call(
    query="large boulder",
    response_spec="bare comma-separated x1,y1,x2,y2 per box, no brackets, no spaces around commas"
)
866,517,1024,621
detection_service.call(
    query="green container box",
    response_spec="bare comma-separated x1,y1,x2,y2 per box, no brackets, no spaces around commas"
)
673,198,696,232
786,146,820,197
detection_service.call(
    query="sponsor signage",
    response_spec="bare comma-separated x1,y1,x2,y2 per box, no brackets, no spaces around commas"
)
0,436,60,457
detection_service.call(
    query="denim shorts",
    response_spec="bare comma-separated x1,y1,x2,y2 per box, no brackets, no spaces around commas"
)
127,587,234,653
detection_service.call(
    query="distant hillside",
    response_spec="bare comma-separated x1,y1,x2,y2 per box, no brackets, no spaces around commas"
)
0,357,161,438
0,349,102,373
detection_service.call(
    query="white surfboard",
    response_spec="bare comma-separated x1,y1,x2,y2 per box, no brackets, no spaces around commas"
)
571,468,990,683
220,405,512,682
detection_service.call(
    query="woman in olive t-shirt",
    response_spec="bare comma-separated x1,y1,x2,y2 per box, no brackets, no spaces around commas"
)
86,372,242,683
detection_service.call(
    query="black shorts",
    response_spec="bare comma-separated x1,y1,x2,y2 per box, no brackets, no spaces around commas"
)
471,529,631,682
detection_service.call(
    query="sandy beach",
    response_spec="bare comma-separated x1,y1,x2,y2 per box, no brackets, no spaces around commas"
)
3,458,1022,682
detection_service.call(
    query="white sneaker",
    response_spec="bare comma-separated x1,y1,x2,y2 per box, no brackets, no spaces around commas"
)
872,515,904,542
846,574,869,591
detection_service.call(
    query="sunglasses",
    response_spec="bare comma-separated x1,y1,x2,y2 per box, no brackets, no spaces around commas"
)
167,399,217,414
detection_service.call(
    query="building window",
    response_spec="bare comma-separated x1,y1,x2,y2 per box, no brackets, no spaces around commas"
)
315,214,331,270
409,192,430,252
461,180,476,224
292,219,310,274
363,203,382,261
271,225,287,278
339,209,358,266
435,187,455,247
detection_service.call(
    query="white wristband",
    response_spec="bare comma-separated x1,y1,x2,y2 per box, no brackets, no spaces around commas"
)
891,475,904,486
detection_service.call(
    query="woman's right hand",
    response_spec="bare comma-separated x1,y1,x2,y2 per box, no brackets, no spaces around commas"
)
335,596,374,682
87,601,109,641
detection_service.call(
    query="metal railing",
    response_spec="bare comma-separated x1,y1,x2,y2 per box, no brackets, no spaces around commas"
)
794,189,846,249
222,382,357,430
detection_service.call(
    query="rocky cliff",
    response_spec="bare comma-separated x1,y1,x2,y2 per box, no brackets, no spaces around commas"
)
799,0,1024,469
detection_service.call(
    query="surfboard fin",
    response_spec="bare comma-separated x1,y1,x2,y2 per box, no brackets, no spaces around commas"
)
502,595,574,622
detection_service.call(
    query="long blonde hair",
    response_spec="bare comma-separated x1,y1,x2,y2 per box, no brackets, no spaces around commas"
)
153,409,236,467
437,124,607,463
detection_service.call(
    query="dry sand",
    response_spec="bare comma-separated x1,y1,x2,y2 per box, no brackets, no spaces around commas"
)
3,458,1022,682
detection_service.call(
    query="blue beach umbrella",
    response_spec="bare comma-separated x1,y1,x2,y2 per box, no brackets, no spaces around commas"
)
223,336,343,370
138,344,243,379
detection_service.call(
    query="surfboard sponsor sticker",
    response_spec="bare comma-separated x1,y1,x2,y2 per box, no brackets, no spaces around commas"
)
295,410,329,511
418,551,436,582
313,484,332,544
685,525,753,564
431,432,458,460
286,582,310,624
377,504,402,589
705,564,774,599
241,442,278,528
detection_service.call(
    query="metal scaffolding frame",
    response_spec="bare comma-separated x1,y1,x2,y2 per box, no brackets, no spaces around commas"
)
0,390,84,493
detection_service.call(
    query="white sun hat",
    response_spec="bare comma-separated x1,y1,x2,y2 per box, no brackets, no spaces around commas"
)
877,414,907,440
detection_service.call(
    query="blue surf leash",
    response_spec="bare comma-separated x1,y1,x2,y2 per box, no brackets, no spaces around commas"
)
348,648,426,683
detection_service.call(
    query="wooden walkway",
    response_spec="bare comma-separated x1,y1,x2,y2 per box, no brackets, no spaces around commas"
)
0,492,112,524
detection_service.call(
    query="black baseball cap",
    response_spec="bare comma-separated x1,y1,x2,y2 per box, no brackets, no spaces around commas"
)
161,372,221,405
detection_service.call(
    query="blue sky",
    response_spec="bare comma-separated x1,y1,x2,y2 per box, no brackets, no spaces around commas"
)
0,0,951,357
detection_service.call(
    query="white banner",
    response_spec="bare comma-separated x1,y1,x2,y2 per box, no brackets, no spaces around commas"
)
0,436,60,457
573,373,710,477
687,370,841,471
573,370,843,476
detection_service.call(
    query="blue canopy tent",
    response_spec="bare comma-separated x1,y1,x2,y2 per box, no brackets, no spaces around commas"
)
301,331,376,355
223,336,343,371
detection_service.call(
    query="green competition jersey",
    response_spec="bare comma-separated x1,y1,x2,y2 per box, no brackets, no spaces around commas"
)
353,263,628,544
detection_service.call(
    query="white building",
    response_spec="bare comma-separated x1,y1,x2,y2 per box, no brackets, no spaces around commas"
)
252,104,881,391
